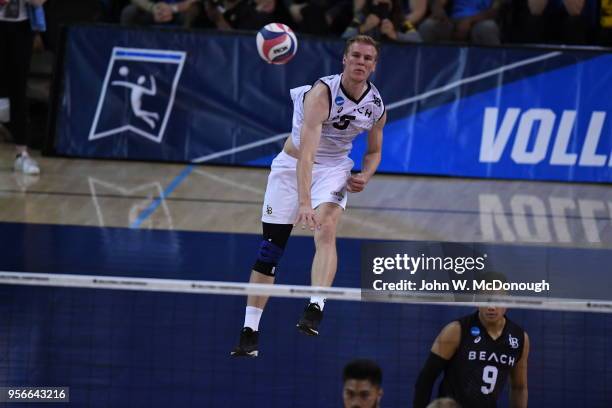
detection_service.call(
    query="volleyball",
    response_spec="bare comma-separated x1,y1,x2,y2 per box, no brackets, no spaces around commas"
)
256,23,298,65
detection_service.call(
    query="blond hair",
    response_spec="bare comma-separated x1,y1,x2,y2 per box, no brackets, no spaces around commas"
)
343,35,380,59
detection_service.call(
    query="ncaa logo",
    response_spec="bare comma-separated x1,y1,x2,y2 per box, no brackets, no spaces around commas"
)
89,47,186,143
508,334,520,349
335,96,345,106
470,326,480,336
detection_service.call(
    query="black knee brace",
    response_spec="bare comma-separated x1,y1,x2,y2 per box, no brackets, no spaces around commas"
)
252,222,293,277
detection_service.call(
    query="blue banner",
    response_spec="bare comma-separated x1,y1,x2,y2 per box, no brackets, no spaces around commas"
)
54,25,612,182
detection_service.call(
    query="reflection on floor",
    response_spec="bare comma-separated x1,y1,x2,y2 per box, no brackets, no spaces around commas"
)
2,143,612,245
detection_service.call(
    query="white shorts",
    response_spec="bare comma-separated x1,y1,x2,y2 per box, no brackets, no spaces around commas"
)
261,151,354,224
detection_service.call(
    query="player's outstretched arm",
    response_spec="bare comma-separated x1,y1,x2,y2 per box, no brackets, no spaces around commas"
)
295,83,329,230
509,331,529,408
413,321,461,408
347,111,386,193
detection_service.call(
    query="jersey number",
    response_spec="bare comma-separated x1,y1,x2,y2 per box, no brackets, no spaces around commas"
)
333,115,356,130
481,365,498,395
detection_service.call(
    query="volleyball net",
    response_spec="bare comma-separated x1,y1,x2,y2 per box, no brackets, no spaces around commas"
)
0,270,611,313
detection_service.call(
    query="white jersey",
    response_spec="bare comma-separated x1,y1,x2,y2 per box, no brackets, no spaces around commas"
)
290,74,385,165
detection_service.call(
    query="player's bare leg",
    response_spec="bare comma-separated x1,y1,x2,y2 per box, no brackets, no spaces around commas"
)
246,271,274,310
297,202,343,336
311,203,343,287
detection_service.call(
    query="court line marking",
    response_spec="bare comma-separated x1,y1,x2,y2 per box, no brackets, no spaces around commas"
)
129,165,193,229
0,270,610,313
189,52,563,163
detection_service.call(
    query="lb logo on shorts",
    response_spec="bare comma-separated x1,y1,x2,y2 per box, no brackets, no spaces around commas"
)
331,190,344,201
266,205,273,215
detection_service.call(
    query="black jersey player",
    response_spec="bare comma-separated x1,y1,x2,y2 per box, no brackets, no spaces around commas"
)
414,306,529,408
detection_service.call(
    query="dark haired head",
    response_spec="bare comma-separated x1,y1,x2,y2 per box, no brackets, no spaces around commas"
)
343,359,382,386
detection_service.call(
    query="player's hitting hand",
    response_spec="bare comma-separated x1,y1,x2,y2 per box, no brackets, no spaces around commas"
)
347,173,367,193
295,205,319,231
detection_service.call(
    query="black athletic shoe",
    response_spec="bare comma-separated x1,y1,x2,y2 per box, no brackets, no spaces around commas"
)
296,303,323,336
230,327,259,357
